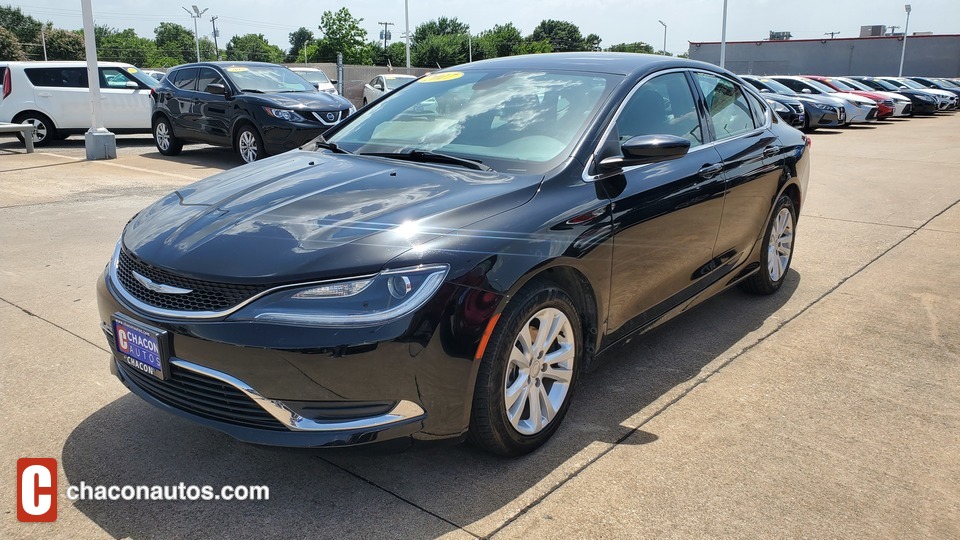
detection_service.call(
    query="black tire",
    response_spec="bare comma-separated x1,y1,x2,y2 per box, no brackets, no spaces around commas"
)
12,112,56,147
740,194,797,295
468,280,583,456
153,116,183,156
235,124,265,164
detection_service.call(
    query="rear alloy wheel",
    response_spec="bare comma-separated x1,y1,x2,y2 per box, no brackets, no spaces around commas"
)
236,125,264,164
469,282,581,456
740,194,796,295
153,116,182,156
13,112,56,147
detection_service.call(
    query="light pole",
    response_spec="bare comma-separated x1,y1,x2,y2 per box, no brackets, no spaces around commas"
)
658,20,667,55
182,5,208,62
898,4,911,76
720,0,729,68
80,0,115,159
404,0,410,68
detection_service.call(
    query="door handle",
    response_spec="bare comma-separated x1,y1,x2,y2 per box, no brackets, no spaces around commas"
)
697,163,723,179
37,92,52,97
763,145,782,158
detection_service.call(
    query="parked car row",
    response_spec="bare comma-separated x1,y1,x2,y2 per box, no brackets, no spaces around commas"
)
741,74,957,131
0,60,353,164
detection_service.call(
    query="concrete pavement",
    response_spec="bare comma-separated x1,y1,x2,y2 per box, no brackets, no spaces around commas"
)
1,114,958,539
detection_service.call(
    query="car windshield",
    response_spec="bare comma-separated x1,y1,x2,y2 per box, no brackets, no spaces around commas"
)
836,78,870,91
891,78,926,90
327,69,617,174
825,78,856,91
121,66,160,88
936,79,958,88
860,78,898,91
384,76,416,90
296,70,330,84
802,78,838,93
752,77,797,96
224,64,314,92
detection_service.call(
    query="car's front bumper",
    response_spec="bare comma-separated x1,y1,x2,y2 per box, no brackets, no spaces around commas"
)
97,269,495,447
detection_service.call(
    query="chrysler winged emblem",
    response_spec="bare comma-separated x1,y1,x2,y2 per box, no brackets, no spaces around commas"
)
132,270,193,295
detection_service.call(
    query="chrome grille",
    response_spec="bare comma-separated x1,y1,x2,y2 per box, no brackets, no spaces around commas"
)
116,250,267,312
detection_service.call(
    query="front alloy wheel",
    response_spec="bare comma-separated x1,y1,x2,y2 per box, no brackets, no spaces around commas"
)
237,126,263,164
504,308,575,435
469,281,582,456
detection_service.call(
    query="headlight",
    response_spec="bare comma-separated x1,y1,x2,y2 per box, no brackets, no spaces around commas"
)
817,104,836,112
768,100,790,113
846,99,869,108
228,264,449,327
347,105,357,116
263,107,305,122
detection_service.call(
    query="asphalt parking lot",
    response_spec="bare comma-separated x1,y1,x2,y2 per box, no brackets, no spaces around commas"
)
2,115,958,538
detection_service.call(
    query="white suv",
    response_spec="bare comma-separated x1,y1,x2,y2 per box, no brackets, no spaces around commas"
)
0,61,158,146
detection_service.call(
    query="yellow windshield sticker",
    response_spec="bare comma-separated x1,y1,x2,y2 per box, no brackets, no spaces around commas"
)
226,67,249,72
126,67,139,73
419,72,463,83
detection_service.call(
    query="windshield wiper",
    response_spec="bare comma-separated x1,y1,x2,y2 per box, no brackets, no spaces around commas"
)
361,150,493,171
239,88,265,93
313,139,351,154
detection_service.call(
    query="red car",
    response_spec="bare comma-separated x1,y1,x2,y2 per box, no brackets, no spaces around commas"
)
802,75,894,118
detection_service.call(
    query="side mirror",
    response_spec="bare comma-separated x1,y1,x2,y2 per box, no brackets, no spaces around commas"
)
125,81,140,89
312,82,320,89
759,88,770,93
205,83,227,95
375,83,384,91
331,79,338,85
598,134,691,171
800,88,813,94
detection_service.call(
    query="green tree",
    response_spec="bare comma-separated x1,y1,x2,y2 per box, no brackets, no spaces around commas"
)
583,33,602,52
0,26,27,61
316,8,368,64
44,28,84,60
528,19,586,52
413,16,468,45
98,28,158,66
412,33,471,68
677,51,690,59
154,22,195,64
475,23,523,59
517,38,552,55
606,42,655,54
0,6,42,46
287,26,314,62
225,33,284,63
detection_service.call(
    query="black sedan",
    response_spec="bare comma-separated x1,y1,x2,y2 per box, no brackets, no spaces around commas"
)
761,92,805,128
98,53,810,456
151,62,355,163
849,76,939,115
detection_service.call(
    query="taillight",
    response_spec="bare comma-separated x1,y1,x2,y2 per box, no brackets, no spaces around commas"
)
2,69,10,99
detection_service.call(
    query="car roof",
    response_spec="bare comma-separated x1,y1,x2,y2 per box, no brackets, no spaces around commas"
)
447,52,723,77
0,61,134,68
289,67,322,71
170,61,286,69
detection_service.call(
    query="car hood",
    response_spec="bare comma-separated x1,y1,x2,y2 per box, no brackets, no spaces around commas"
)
247,91,351,110
122,150,540,283
831,92,875,106
794,94,845,108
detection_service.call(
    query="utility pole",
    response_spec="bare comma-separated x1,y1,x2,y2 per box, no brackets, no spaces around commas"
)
182,5,208,62
379,21,394,65
824,31,840,39
40,26,48,60
210,15,220,60
658,20,667,54
887,25,900,36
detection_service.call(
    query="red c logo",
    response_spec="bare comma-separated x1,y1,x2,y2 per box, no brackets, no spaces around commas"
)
17,458,57,522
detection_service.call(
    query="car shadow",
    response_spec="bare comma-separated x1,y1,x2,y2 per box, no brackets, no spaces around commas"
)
62,269,800,537
808,129,843,136
139,146,242,171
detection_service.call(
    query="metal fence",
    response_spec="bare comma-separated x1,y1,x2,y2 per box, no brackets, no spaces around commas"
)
286,63,433,107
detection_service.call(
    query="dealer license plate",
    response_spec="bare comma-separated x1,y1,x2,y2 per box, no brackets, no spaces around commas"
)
112,314,169,380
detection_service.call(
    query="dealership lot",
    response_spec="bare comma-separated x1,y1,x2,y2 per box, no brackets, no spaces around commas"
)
1,115,958,537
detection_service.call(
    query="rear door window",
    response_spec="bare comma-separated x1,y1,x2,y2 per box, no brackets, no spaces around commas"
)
24,68,88,88
745,92,768,127
172,68,199,91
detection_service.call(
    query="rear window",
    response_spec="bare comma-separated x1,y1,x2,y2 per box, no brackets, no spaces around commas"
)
25,67,88,88
172,68,199,91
